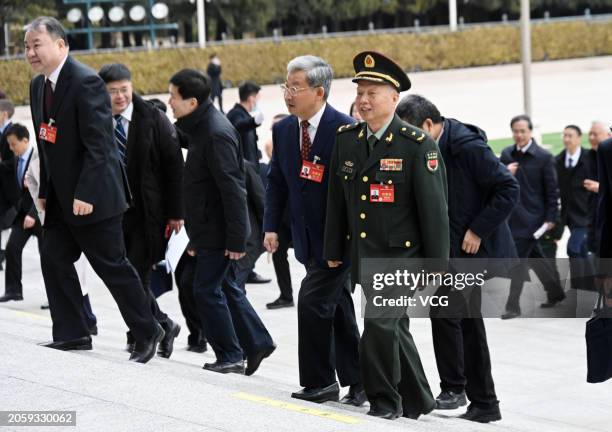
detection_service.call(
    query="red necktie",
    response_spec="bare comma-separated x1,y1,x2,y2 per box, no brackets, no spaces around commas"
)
300,120,311,160
44,79,54,121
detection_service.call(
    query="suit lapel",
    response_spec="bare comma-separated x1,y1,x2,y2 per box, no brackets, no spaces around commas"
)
48,56,73,121
309,105,333,161
126,109,139,166
32,76,45,128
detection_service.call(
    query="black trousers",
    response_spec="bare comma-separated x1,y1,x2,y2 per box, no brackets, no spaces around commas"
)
273,221,293,301
123,213,170,343
430,285,499,409
298,261,361,389
506,237,565,312
175,253,206,346
5,217,42,295
41,192,156,342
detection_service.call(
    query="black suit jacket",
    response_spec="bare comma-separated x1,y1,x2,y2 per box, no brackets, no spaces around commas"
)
597,138,612,259
29,55,129,226
123,93,184,262
0,147,38,224
0,122,15,162
176,100,249,252
500,140,559,239
226,103,260,164
555,148,595,228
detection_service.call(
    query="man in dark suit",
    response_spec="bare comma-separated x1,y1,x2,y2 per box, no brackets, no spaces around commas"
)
98,63,184,358
500,115,565,319
207,54,223,113
397,94,519,423
170,68,275,375
24,17,161,361
0,124,42,301
227,81,271,285
0,99,16,269
585,121,611,253
556,125,596,290
596,136,612,305
264,55,362,405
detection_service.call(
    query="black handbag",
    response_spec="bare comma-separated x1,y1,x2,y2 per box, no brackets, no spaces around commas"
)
586,288,612,383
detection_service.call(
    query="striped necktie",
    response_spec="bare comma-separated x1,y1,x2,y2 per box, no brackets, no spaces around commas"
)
114,114,127,165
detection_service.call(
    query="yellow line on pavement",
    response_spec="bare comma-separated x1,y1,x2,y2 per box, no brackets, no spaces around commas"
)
233,392,360,424
12,310,47,320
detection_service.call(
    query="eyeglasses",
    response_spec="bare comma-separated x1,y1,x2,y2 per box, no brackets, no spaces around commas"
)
280,83,311,97
108,88,130,96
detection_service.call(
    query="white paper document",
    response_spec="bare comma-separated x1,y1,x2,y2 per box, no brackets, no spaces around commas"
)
533,223,549,240
165,227,190,273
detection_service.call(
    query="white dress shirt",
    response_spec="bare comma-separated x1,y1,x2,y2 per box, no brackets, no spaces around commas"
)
298,103,326,152
565,147,581,168
113,102,134,137
46,55,68,91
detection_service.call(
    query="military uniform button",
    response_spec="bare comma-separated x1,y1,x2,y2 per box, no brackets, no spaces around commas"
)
362,176,368,182
387,180,393,185
344,175,348,180
360,213,366,220
360,232,367,238
405,241,411,247
361,194,367,201
346,234,351,240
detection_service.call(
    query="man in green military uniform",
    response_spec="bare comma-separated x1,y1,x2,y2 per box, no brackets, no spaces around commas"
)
324,51,450,420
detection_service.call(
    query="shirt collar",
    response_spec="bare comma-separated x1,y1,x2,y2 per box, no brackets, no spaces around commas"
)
367,115,395,141
117,102,134,123
517,138,534,154
566,147,582,163
46,55,68,86
299,103,326,129
0,120,11,135
20,144,33,162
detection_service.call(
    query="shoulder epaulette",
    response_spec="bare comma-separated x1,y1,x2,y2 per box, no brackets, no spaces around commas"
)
398,124,427,144
337,122,361,134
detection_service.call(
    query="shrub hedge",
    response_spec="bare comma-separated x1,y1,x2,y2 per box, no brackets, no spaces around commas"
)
1,20,611,105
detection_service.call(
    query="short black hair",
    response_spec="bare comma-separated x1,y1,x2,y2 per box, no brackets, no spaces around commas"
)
238,81,260,102
148,98,167,113
0,99,15,118
510,114,533,130
564,124,582,136
25,17,68,44
169,69,211,105
99,63,132,83
6,123,29,141
396,94,442,127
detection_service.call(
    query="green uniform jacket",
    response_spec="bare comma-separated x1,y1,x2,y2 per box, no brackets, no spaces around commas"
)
324,114,450,286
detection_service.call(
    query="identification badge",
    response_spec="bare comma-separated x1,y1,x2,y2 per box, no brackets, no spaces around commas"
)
300,159,325,183
39,121,57,144
370,184,395,202
380,158,403,171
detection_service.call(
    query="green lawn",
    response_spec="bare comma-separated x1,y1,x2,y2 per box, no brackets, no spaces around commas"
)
488,132,589,156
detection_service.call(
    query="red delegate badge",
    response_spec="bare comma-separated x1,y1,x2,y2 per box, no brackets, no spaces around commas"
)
370,184,395,203
39,121,57,144
300,160,325,183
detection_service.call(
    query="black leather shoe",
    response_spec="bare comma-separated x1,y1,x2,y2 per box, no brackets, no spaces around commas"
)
266,297,294,310
203,360,245,374
541,293,566,308
129,325,165,363
157,320,181,359
125,343,135,353
187,342,208,353
88,325,98,336
339,384,367,406
501,309,521,320
435,390,467,410
247,271,271,284
246,343,276,376
459,404,502,423
39,336,92,351
291,382,339,403
0,293,23,302
367,408,402,420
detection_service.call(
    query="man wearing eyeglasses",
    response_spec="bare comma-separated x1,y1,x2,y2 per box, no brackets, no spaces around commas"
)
98,63,185,359
264,55,363,405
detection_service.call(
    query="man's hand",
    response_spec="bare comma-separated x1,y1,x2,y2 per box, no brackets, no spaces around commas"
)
507,162,519,176
167,218,184,234
225,250,245,260
462,229,482,255
187,249,196,257
73,199,93,216
39,198,46,211
327,260,343,268
545,221,556,231
584,179,599,193
263,232,279,253
23,215,36,230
